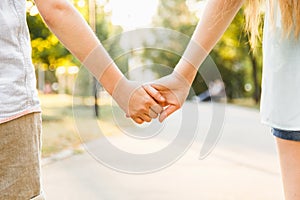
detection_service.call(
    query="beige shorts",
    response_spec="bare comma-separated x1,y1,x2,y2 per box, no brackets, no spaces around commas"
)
0,113,45,200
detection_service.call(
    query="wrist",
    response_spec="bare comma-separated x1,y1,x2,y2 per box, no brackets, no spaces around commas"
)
174,60,197,86
99,64,125,95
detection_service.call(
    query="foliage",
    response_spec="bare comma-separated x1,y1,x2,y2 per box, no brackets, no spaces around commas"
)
26,0,263,101
26,0,123,85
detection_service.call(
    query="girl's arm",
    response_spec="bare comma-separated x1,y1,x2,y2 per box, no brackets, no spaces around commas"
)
145,0,245,122
176,0,245,84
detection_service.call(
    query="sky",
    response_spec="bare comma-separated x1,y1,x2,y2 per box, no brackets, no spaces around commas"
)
108,0,159,30
28,0,207,29
107,0,207,30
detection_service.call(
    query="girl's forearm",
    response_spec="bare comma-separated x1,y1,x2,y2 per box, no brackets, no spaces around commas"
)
175,0,245,84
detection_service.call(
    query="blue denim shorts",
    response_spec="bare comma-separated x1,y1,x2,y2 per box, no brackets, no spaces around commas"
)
272,128,300,141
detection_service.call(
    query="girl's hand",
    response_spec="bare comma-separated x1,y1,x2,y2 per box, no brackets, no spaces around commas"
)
143,72,191,122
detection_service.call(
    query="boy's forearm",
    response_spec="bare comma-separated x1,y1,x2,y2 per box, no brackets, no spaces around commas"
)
35,0,124,94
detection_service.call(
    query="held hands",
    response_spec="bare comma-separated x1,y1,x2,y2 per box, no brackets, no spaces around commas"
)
112,77,166,124
111,72,191,124
143,71,191,122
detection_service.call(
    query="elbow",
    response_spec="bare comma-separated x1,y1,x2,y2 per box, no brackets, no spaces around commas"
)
36,0,72,27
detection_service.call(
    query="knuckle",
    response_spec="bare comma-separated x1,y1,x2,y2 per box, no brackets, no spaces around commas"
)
155,107,163,114
152,114,158,119
141,107,147,113
158,105,163,111
155,93,161,99
146,101,152,107
145,96,153,104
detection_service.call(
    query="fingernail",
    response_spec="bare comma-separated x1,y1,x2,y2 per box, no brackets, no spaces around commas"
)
160,96,165,102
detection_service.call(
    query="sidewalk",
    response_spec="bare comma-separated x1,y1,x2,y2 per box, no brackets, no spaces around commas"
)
42,103,284,200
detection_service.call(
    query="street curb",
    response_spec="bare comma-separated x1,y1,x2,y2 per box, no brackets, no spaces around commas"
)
41,145,84,166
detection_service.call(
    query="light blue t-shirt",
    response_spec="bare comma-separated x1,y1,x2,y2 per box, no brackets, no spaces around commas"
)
0,0,40,124
261,0,300,130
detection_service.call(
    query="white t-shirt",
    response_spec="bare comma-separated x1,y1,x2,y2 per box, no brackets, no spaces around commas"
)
261,0,300,130
0,0,40,124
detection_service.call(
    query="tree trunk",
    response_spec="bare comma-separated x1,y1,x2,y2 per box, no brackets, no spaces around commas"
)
249,51,260,104
89,0,99,117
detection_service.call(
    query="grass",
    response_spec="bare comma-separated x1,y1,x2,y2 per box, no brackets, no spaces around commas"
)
40,93,123,157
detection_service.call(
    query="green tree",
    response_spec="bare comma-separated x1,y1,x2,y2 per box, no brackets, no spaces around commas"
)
27,1,81,85
211,8,262,101
26,0,123,90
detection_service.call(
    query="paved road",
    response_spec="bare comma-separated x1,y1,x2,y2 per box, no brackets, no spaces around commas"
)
42,102,284,200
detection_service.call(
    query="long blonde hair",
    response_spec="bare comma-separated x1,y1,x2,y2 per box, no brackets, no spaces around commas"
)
244,0,300,48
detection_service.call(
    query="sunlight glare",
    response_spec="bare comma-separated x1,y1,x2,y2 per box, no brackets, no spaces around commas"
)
77,0,86,8
29,5,39,16
110,0,159,30
186,0,207,19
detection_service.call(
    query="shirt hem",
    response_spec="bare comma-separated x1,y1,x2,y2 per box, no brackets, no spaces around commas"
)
261,119,300,131
0,106,41,124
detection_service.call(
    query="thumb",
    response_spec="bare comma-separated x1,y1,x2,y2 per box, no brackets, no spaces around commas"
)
159,105,178,122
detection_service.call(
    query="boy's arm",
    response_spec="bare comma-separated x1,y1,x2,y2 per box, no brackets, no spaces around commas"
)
34,0,165,123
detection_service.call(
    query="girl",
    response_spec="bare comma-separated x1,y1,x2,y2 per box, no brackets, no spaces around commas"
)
144,0,300,199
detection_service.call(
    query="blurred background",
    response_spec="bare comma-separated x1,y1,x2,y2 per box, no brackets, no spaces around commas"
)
25,0,283,199
26,0,262,156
